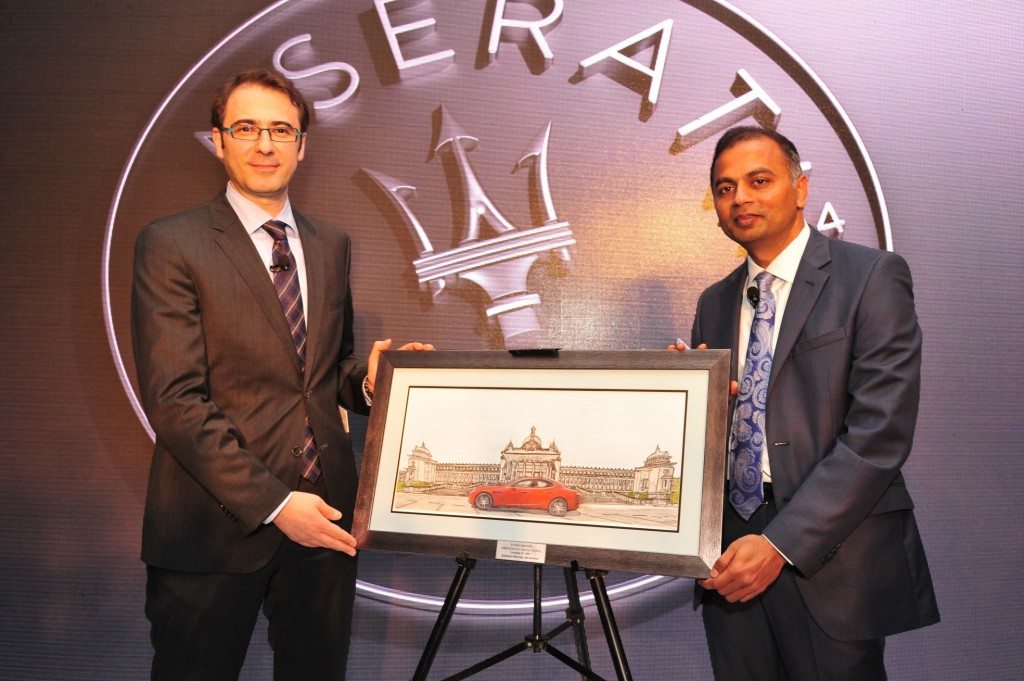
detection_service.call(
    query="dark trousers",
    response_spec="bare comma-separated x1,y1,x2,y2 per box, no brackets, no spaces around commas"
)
701,497,886,681
146,477,357,681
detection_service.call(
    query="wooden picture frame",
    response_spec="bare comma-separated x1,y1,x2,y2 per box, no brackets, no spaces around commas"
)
352,350,730,578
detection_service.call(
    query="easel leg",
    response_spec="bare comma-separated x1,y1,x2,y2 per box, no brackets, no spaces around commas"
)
412,552,477,681
531,563,543,646
586,569,633,681
564,564,592,678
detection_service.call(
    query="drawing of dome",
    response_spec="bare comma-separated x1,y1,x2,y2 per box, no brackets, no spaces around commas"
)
410,442,433,460
644,445,672,467
520,426,543,451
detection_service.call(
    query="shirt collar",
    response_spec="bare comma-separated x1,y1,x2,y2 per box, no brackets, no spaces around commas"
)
224,182,297,236
745,224,811,287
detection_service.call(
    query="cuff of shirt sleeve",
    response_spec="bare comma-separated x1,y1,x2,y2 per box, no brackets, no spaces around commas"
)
362,375,374,406
762,534,793,565
264,492,292,525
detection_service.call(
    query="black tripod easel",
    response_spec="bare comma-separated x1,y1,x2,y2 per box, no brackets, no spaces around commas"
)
411,553,633,681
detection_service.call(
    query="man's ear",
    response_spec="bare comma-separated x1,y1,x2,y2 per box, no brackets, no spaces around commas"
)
212,127,225,161
795,173,809,210
297,133,307,162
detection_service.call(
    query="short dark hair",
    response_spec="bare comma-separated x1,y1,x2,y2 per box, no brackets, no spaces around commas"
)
710,126,802,185
210,68,311,132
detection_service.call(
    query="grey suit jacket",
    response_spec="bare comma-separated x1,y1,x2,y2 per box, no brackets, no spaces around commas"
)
691,229,939,640
132,194,368,573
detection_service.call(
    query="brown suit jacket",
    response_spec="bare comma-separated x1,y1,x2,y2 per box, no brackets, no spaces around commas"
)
691,229,939,640
132,193,368,573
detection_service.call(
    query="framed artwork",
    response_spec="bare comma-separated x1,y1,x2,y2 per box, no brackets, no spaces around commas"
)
352,350,730,578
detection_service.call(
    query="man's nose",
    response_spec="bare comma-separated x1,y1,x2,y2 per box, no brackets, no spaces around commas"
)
256,129,275,152
732,182,752,205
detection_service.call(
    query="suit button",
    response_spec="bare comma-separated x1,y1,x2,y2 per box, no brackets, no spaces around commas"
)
304,391,312,398
320,443,329,451
291,446,302,457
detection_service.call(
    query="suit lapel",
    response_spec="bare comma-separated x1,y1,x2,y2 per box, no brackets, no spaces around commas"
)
295,211,324,385
720,265,746,383
209,195,303,374
768,230,831,395
709,264,746,439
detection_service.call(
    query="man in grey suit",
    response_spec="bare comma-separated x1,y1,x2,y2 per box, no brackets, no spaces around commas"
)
673,127,938,680
132,68,429,679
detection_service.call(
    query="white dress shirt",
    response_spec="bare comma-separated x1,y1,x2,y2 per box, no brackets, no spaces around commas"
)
735,225,811,482
225,182,309,324
224,183,308,525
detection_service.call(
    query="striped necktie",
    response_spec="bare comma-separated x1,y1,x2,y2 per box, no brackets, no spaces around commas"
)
261,219,320,483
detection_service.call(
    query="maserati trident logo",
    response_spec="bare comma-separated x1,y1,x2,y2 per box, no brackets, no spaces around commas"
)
363,105,574,346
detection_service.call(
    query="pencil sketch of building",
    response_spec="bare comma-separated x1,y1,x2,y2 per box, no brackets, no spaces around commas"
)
401,442,500,486
400,426,678,504
498,426,563,482
633,446,676,498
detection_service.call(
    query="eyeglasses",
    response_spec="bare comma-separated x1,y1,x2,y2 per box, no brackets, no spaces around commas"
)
219,124,304,143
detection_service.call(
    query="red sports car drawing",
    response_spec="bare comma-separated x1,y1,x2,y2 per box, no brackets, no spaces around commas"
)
467,478,580,517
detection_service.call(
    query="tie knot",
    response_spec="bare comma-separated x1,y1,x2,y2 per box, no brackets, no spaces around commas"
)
261,219,288,242
755,271,776,295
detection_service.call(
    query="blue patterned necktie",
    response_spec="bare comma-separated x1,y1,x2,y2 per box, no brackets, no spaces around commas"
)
262,220,320,483
729,271,777,520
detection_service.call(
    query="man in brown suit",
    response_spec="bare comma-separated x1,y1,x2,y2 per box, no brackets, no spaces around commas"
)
132,68,429,679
